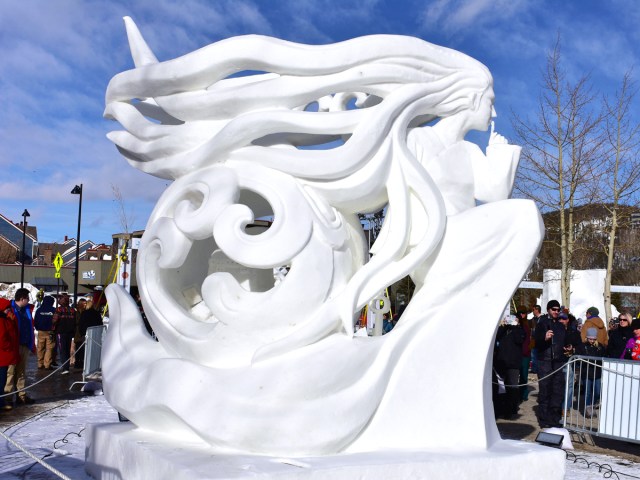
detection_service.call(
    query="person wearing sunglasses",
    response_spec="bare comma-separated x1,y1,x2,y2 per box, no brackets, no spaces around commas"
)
607,313,634,359
534,299,566,428
620,318,640,361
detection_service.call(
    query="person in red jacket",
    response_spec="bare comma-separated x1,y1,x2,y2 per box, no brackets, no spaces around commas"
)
0,298,20,411
4,288,36,405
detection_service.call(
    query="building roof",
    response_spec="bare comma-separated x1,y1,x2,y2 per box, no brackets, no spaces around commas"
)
32,277,68,288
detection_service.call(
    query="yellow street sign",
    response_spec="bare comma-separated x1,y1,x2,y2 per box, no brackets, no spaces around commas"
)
54,272,61,279
53,252,63,272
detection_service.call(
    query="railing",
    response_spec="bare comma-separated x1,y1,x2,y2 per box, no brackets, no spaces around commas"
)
564,355,640,444
70,325,107,391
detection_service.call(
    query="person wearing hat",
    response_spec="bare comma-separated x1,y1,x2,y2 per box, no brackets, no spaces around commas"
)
607,312,634,358
0,298,20,412
581,327,605,418
581,307,608,347
620,319,640,361
534,299,569,428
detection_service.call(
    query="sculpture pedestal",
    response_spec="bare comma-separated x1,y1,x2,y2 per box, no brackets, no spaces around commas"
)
85,423,565,480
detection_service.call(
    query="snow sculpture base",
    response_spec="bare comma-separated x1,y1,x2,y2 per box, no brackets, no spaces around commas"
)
85,423,565,480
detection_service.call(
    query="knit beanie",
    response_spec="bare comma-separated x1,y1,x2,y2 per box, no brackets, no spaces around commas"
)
546,300,560,311
586,306,599,317
586,328,597,339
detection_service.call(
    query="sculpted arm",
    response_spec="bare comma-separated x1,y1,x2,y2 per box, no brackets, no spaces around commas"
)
472,122,520,203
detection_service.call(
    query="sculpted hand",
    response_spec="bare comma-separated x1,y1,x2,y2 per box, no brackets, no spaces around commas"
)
489,121,508,145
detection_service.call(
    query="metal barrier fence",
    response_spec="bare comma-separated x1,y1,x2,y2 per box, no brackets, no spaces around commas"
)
564,355,640,444
84,325,107,379
70,325,106,392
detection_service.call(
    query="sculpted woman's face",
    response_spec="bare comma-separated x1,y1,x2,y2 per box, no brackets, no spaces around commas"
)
467,87,495,132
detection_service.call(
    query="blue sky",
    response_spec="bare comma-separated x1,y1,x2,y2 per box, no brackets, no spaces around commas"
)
1,0,638,245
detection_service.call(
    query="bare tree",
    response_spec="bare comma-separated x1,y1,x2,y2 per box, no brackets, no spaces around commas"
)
512,37,602,308
0,237,19,264
111,184,136,234
598,71,640,319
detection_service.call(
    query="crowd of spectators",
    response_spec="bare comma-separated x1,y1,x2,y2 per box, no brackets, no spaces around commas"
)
0,288,105,413
493,301,640,426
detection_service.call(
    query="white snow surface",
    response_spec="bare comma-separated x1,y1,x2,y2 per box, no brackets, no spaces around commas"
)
0,395,637,479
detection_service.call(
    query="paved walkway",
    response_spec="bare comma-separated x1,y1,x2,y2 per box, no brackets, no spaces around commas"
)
496,375,640,463
0,354,88,430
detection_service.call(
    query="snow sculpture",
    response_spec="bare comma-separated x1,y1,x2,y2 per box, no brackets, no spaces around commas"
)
101,17,550,466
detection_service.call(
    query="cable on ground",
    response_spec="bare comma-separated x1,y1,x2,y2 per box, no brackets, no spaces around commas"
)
566,451,640,480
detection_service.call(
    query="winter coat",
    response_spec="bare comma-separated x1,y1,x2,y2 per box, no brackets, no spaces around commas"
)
621,336,640,361
581,341,605,380
607,326,633,359
0,305,20,367
581,316,608,346
535,315,584,363
34,296,56,331
11,300,35,352
53,306,77,334
77,308,103,339
495,325,524,370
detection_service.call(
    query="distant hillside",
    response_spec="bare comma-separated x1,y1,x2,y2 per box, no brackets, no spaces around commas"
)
528,203,640,286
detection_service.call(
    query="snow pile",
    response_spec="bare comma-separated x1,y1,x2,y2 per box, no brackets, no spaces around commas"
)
0,282,40,302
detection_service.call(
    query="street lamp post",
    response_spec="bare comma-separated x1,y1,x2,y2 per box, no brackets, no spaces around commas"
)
20,209,30,288
71,184,83,307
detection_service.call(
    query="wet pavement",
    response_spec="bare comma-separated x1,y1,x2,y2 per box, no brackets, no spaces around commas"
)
0,353,95,430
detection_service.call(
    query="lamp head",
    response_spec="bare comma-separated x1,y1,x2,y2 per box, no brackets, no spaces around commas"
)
71,185,83,195
22,209,30,218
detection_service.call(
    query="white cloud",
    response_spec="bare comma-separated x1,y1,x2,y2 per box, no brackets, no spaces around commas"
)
422,0,451,26
0,0,638,245
419,0,528,35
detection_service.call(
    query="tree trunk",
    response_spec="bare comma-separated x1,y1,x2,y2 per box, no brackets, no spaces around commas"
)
604,210,616,320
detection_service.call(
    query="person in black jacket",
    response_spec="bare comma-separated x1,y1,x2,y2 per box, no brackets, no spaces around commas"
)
581,328,605,418
534,300,583,428
53,294,76,375
34,296,56,370
607,313,634,359
74,299,103,370
494,315,525,419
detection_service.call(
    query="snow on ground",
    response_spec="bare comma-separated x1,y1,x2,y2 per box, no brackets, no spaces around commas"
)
0,394,637,479
0,395,117,479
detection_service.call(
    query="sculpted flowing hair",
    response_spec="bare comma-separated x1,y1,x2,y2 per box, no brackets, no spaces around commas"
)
106,23,493,339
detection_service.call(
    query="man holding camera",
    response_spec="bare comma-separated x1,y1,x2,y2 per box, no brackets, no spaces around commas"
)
534,300,570,428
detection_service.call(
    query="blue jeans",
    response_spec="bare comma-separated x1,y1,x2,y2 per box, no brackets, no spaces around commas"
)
563,364,575,410
58,333,73,371
584,378,601,407
531,348,538,374
0,366,7,407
